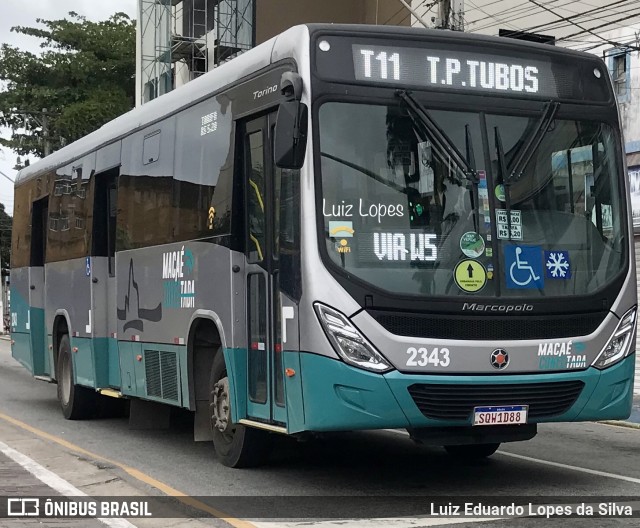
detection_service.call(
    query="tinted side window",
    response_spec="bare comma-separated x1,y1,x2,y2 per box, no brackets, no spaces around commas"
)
246,130,265,263
118,120,174,250
117,95,234,249
11,181,33,268
47,165,91,262
117,175,173,250
173,95,234,240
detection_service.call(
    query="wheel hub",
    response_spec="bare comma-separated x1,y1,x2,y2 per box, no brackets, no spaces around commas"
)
211,377,231,433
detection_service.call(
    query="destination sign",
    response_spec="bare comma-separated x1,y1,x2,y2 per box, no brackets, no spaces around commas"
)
352,44,556,97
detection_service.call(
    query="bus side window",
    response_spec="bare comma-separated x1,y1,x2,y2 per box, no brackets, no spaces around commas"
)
247,273,267,403
246,130,265,263
92,168,119,276
276,165,301,301
30,197,48,267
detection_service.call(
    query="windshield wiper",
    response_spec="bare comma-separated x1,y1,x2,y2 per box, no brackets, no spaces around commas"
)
508,101,560,184
320,151,408,194
464,123,479,233
495,100,559,241
396,90,481,232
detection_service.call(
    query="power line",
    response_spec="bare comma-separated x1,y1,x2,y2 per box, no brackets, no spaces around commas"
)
468,0,584,32
382,5,405,25
510,0,631,36
548,6,640,42
556,10,640,45
527,0,640,50
466,0,538,32
0,170,15,184
468,0,640,37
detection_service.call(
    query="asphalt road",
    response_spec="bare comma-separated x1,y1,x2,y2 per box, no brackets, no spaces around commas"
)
1,339,639,527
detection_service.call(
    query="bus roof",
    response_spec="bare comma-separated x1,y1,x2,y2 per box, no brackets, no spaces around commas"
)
15,23,603,186
14,24,310,186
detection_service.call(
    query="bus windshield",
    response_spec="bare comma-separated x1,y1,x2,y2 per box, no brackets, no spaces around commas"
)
318,100,625,298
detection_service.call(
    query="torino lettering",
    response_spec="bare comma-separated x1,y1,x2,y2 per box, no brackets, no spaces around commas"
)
373,232,437,261
253,85,278,99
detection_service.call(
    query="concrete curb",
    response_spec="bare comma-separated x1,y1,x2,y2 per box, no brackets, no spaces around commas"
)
599,420,640,430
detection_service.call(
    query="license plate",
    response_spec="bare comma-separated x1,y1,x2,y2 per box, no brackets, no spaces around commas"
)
473,405,528,426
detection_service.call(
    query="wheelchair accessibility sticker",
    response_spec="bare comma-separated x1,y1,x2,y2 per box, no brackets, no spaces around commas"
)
504,245,544,289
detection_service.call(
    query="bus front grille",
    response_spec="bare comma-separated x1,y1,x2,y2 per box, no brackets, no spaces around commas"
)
368,310,607,340
407,380,585,421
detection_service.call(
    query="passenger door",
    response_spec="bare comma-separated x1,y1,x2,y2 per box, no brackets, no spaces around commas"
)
243,113,288,425
91,168,120,388
28,196,48,376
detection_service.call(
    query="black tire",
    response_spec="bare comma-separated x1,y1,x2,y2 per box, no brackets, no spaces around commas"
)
56,334,96,420
443,443,500,460
209,352,271,468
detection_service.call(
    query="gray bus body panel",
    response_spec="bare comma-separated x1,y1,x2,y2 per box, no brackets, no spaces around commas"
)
115,242,239,346
45,259,92,340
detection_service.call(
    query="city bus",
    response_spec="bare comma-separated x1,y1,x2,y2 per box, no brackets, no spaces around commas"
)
10,24,636,467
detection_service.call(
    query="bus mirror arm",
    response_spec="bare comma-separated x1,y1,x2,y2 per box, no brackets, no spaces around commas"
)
280,72,303,101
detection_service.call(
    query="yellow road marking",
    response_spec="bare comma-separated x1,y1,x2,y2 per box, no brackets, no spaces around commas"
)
0,412,256,528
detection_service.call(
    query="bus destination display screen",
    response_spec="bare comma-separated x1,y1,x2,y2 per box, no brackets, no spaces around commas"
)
352,44,556,97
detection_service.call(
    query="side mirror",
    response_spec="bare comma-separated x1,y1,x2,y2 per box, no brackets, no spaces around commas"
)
274,101,308,170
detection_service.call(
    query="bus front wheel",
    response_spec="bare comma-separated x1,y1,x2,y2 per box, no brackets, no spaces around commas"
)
209,352,271,468
56,334,95,420
443,443,500,459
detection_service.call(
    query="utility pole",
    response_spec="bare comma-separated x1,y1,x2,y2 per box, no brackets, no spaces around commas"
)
42,109,50,156
12,108,56,157
437,0,465,31
437,0,451,28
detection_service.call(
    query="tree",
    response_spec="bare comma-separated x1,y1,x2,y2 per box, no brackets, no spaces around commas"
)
0,12,135,157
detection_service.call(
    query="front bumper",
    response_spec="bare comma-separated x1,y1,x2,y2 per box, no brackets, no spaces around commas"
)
299,352,635,432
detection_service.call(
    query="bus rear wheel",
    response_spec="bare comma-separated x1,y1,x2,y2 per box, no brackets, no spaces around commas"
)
443,443,500,459
209,352,271,468
56,334,96,420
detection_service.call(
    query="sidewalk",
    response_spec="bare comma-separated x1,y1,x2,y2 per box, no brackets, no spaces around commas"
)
0,451,105,528
627,396,640,424
0,417,225,528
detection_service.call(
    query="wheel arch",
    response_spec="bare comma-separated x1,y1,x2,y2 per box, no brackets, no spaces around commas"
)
186,311,227,412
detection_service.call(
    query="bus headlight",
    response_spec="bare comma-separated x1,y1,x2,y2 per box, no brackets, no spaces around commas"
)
592,307,636,370
314,303,393,373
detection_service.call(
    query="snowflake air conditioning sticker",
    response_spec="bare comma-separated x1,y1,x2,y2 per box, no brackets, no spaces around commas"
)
544,250,571,279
